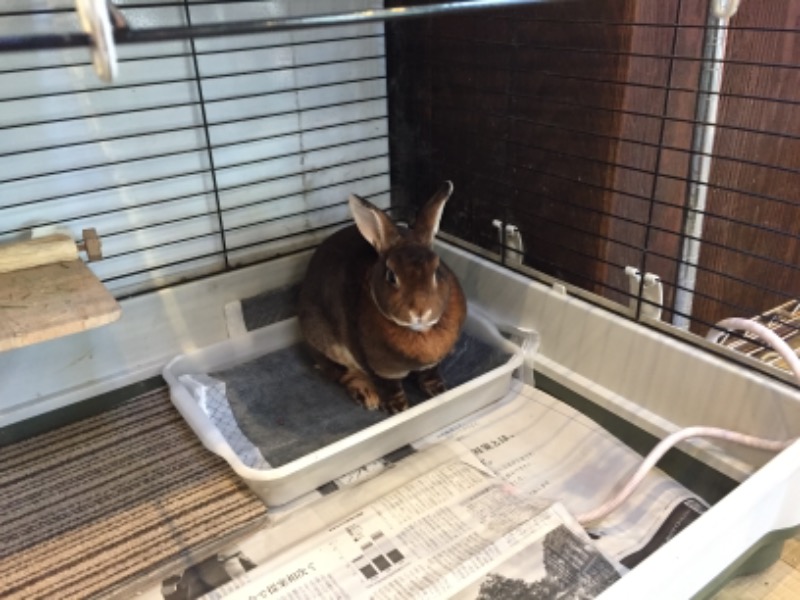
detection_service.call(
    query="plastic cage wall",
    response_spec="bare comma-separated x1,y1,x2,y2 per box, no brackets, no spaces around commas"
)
1,0,799,386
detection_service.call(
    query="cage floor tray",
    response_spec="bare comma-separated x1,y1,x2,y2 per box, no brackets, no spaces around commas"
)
163,308,523,505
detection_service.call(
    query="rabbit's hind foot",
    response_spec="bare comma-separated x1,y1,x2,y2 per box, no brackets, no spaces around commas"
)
415,366,447,398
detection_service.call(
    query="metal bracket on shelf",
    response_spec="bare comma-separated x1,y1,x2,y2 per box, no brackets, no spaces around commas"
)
78,228,104,262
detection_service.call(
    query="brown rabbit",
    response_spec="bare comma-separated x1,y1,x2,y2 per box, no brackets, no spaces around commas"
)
298,181,467,414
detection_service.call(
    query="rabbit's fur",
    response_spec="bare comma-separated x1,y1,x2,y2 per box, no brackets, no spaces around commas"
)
298,181,466,414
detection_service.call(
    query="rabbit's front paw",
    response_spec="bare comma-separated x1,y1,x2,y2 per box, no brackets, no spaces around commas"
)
341,370,381,411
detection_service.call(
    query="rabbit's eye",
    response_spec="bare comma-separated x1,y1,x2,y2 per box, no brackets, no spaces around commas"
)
385,268,398,286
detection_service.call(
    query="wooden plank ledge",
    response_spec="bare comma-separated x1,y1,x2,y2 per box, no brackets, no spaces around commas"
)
0,259,121,351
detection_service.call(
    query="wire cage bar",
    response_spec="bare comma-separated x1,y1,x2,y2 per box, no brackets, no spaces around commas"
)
0,0,558,52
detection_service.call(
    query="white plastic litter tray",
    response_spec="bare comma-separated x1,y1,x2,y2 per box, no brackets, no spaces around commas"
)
163,307,524,506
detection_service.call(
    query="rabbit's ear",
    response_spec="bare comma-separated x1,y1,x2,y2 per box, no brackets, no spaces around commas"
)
413,180,453,246
349,194,400,253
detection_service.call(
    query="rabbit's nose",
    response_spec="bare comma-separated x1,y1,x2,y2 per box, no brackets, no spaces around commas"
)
409,309,432,323
408,309,437,332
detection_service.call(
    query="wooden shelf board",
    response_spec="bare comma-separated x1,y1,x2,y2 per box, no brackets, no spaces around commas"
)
0,260,121,352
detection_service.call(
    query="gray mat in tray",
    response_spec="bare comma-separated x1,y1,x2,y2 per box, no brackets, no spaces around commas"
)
212,333,511,468
240,284,300,331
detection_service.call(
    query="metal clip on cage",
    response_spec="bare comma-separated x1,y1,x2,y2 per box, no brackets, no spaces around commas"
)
469,304,540,387
75,0,127,83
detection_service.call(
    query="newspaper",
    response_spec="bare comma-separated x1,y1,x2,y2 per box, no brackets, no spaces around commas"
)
140,381,707,600
200,457,621,600
411,384,707,567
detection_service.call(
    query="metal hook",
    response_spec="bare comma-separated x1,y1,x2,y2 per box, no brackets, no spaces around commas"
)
75,0,124,83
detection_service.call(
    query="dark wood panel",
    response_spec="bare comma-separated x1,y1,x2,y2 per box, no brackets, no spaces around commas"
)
386,0,798,328
428,62,510,94
604,0,700,309
387,0,635,296
429,12,512,43
384,3,435,213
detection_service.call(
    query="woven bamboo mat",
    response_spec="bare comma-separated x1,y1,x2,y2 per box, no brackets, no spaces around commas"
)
0,387,268,600
718,299,800,374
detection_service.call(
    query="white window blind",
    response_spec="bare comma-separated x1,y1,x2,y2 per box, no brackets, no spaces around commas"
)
0,0,390,296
